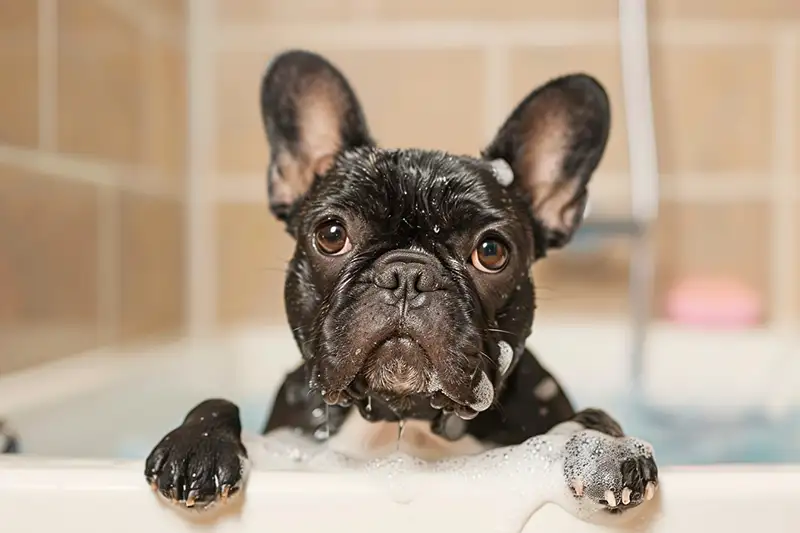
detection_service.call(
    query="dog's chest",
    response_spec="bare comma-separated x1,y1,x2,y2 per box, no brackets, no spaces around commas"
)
326,411,489,461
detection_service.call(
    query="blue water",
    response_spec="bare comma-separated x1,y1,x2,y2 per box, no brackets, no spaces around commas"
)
571,391,800,467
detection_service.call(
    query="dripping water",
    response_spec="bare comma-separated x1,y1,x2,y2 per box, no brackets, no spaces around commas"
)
396,418,406,452
323,404,331,440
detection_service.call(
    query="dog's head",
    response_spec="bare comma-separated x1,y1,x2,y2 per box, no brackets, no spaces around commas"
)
260,50,609,422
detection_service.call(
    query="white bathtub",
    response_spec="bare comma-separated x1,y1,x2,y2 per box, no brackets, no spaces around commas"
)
1,319,799,532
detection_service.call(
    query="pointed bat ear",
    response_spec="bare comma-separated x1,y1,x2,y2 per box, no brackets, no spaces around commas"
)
260,50,374,223
482,74,610,251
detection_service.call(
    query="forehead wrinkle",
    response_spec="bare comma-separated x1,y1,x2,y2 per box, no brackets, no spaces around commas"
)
308,148,515,233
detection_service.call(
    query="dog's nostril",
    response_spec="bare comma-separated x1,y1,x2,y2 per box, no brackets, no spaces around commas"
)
375,267,400,290
414,269,438,293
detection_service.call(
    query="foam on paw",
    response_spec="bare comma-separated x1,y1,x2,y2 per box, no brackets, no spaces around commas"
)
562,429,659,521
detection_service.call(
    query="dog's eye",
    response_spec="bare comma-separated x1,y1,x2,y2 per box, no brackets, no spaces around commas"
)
314,221,352,256
471,238,509,273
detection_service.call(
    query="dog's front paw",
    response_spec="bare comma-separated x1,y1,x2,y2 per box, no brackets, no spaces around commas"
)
563,430,658,516
144,424,249,511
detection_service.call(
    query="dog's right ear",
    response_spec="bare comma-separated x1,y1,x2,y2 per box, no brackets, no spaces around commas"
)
260,50,373,223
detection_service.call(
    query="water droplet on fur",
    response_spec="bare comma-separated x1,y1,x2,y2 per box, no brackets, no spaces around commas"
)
433,225,440,233
366,396,373,413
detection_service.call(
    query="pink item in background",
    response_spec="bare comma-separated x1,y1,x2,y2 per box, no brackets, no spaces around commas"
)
665,277,762,328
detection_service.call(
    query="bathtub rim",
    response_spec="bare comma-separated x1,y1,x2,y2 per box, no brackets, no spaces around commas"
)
2,452,800,496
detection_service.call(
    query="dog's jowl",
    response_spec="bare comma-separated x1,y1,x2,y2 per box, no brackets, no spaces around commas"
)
145,50,658,519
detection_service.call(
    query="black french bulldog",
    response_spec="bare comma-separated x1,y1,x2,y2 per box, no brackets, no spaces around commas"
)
145,50,658,518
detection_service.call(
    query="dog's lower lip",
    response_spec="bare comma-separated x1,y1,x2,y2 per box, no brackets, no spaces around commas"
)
375,334,426,355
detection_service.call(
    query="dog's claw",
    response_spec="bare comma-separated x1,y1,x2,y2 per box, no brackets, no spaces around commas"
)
645,482,656,501
430,392,479,420
621,487,632,505
455,405,478,420
185,492,198,508
604,490,617,508
430,392,451,411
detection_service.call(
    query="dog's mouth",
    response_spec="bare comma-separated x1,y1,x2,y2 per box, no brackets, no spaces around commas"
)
363,335,430,395
317,333,498,421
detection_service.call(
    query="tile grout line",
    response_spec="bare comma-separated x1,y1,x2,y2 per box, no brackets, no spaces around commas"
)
37,0,57,151
212,172,795,204
350,0,379,21
186,0,218,340
215,20,800,50
140,21,157,193
0,145,181,197
482,46,509,146
769,33,797,329
761,31,799,417
97,0,184,47
2,140,790,206
97,185,120,347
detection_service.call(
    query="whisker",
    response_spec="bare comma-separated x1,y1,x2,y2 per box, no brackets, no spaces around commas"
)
485,327,518,338
477,351,495,368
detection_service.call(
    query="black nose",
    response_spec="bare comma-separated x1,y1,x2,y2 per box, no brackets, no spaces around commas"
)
374,250,444,308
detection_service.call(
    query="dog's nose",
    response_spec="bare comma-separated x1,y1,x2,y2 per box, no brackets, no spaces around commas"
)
374,250,444,308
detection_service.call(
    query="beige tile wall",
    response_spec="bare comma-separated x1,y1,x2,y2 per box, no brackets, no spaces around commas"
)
0,2,39,148
0,0,187,373
0,165,99,373
211,0,799,329
1,0,798,375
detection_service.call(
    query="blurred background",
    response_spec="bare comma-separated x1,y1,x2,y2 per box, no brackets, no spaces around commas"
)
0,0,798,463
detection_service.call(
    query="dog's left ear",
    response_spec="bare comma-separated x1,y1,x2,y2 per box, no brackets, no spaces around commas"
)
482,74,610,252
260,50,374,223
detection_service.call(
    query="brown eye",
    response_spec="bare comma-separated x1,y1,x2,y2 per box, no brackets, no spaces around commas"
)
314,221,352,256
471,238,509,273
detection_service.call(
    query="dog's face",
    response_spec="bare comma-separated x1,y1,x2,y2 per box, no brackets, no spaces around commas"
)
260,51,610,422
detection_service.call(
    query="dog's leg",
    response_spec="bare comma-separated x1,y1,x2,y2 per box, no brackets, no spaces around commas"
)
144,399,250,510
263,363,353,438
463,349,659,524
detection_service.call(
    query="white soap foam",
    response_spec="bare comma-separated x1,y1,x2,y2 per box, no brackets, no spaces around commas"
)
242,426,657,532
489,159,514,187
497,341,514,377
